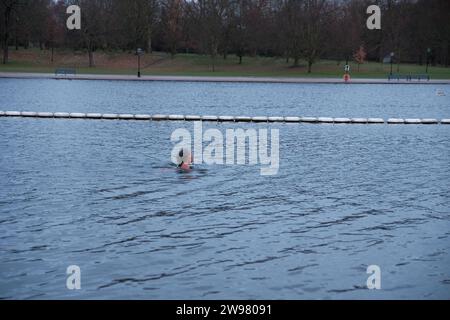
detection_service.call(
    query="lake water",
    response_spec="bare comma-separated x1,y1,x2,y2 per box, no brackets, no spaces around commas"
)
0,79,450,299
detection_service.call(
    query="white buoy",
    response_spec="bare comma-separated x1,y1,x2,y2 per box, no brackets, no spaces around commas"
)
367,118,385,124
202,115,219,121
334,118,351,124
37,112,54,118
168,115,185,121
218,116,235,122
252,116,268,123
54,112,70,118
152,114,168,121
119,114,135,120
421,118,438,124
301,117,318,123
235,116,252,122
70,113,86,119
86,113,103,119
268,116,285,122
134,114,151,120
285,117,301,123
21,111,37,117
5,111,21,117
318,117,334,123
185,115,201,121
351,118,368,124
387,118,405,124
102,114,119,120
404,119,421,124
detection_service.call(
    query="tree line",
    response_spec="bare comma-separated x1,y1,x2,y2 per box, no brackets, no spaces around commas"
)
1,0,449,71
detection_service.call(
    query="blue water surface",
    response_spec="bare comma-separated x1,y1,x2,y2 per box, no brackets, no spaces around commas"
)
0,79,449,299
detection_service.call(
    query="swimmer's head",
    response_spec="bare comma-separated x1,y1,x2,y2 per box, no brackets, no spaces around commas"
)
175,147,192,167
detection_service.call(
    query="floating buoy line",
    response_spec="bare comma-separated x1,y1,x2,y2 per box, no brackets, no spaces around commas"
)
1,111,449,125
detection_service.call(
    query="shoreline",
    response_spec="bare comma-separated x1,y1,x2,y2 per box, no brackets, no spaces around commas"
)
1,72,450,85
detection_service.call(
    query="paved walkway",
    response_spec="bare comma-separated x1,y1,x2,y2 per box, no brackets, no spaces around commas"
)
1,72,450,85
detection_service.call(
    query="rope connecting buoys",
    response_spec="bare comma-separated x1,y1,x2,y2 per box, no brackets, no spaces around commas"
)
1,110,449,125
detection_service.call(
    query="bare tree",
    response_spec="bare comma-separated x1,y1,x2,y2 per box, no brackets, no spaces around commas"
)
1,0,19,64
161,0,183,57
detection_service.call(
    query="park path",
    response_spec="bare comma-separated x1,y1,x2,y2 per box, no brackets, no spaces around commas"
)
1,72,450,85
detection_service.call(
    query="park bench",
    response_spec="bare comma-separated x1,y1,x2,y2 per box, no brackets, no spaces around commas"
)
409,74,430,81
55,68,76,76
388,74,411,81
388,74,430,81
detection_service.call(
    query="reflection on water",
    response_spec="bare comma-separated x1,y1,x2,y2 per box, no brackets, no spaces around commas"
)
0,80,450,299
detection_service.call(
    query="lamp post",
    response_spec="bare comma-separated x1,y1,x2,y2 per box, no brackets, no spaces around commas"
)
390,52,395,76
136,48,143,78
426,48,431,74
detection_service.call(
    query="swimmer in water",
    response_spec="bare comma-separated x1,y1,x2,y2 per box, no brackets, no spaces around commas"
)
176,147,193,171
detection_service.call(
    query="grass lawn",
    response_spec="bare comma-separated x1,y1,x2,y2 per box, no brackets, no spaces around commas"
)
1,48,450,79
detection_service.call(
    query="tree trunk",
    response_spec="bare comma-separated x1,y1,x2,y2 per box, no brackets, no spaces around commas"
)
210,42,218,72
14,22,18,50
3,7,11,64
89,51,94,67
307,60,313,73
147,25,153,53
147,36,152,53
88,41,95,67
